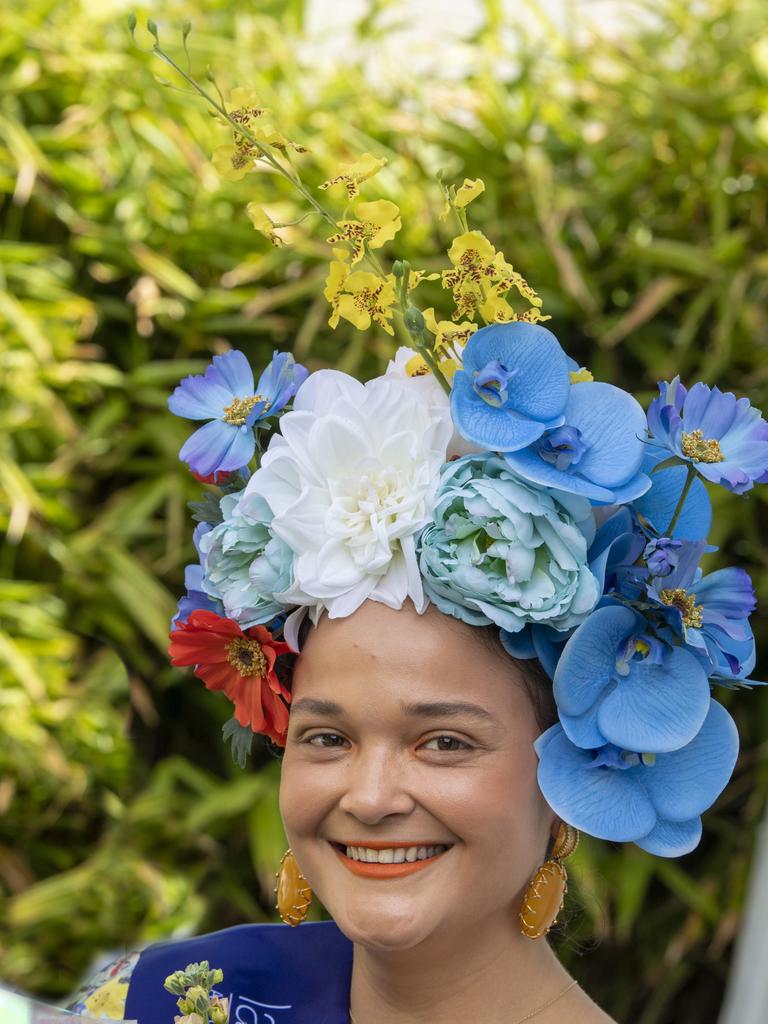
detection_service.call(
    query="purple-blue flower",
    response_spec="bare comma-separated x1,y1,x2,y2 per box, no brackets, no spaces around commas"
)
644,537,681,578
647,376,768,495
646,542,758,685
535,699,739,856
168,350,308,478
553,604,711,753
504,381,651,503
450,322,570,451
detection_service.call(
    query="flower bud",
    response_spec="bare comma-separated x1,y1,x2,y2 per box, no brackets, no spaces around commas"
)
163,972,186,996
146,17,159,40
391,260,404,277
404,306,425,335
127,12,137,36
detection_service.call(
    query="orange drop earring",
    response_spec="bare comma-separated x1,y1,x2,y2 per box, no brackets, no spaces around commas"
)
519,821,579,939
274,848,313,926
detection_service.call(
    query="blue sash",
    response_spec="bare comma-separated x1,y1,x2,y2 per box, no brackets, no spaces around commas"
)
124,920,353,1024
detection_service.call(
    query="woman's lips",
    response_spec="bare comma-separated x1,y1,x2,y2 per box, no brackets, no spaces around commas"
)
331,843,450,878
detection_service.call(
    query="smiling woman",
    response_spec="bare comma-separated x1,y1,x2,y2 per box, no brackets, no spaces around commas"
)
278,601,606,1022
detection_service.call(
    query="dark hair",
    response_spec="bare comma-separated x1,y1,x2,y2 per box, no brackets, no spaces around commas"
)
471,624,558,733
291,612,557,733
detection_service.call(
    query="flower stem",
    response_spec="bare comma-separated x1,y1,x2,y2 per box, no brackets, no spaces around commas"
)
666,463,696,536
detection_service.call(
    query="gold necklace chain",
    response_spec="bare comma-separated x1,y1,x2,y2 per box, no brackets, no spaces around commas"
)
349,978,578,1024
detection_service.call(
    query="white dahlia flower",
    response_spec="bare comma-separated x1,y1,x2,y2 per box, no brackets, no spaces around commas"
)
244,368,453,622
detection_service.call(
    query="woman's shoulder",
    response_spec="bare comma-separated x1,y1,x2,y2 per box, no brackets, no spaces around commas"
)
65,950,140,1020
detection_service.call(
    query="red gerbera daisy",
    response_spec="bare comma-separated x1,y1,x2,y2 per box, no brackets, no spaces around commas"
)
168,609,292,746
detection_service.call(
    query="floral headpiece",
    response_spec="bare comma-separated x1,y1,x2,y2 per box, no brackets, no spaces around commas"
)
158,61,768,859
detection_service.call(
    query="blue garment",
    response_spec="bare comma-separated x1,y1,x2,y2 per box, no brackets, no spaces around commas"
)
124,920,353,1024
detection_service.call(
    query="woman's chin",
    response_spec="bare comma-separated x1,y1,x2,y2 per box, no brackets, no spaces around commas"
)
331,901,435,951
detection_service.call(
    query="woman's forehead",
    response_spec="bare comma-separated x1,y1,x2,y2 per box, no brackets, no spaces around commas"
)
293,601,528,717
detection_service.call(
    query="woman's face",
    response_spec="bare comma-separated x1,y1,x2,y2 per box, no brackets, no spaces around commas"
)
279,599,556,951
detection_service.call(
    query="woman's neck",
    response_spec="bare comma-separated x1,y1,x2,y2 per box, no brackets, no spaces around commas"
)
348,911,575,1024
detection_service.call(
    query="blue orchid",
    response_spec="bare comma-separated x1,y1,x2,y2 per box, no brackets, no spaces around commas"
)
504,380,651,503
501,624,570,680
647,376,768,495
450,322,570,451
553,604,711,753
632,448,712,541
535,699,739,856
646,541,758,685
168,350,308,478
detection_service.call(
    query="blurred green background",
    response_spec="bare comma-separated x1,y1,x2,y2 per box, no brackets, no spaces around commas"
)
1,1,767,1021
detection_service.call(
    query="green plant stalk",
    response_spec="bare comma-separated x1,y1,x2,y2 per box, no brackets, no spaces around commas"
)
151,45,388,282
665,463,697,536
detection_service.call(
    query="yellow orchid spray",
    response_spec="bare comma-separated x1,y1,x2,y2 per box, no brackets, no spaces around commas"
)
135,16,551,396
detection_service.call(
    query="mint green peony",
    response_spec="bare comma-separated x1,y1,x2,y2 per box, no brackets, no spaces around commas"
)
418,454,599,633
199,490,292,627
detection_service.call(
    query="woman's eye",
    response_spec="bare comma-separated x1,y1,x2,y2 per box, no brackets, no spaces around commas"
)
306,732,348,748
422,735,471,752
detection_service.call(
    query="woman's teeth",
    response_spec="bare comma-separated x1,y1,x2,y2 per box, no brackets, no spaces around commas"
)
345,845,448,863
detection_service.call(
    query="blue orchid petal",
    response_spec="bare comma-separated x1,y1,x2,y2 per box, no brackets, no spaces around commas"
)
636,700,739,821
450,372,551,451
564,382,648,487
500,628,536,659
533,723,560,758
536,726,657,841
503,447,614,500
596,471,651,505
460,323,570,421
532,625,570,679
633,449,712,540
559,701,610,748
634,817,702,857
554,605,638,717
179,420,255,477
597,644,710,753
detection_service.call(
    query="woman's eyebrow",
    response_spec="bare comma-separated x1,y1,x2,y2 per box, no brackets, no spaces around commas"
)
400,700,498,724
290,697,345,717
290,697,498,724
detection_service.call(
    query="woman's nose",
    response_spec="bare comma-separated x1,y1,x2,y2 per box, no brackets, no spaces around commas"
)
337,744,416,823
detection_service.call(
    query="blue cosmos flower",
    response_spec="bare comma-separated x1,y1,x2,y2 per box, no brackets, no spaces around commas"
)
553,604,711,753
168,350,308,478
449,322,570,451
504,381,650,503
647,376,768,495
535,699,739,856
646,542,758,685
632,448,712,541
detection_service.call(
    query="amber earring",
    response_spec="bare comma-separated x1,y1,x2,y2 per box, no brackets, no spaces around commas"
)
519,821,579,939
274,848,313,926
